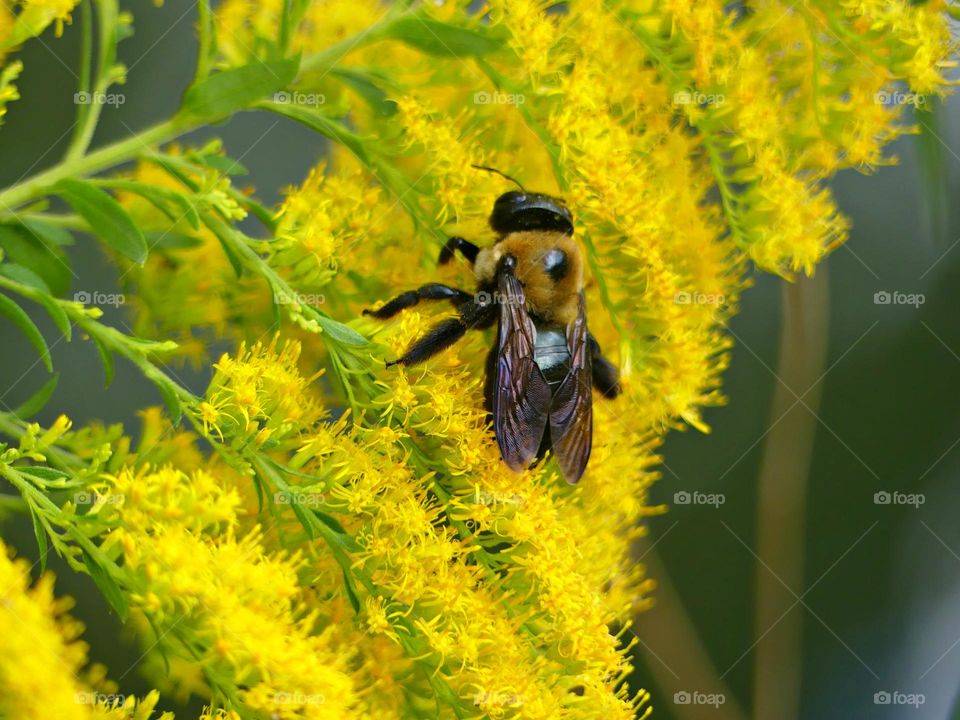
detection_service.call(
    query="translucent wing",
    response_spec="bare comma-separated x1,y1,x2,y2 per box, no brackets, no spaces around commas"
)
549,293,593,484
493,262,551,471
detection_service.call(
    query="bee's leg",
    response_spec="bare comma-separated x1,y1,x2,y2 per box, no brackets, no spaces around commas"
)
438,236,480,266
588,334,621,398
363,283,473,319
387,296,496,367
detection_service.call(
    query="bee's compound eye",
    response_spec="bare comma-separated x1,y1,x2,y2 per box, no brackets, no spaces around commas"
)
543,248,568,281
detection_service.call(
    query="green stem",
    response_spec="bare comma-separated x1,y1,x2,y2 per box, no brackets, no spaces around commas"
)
65,0,93,159
752,269,830,720
20,213,88,230
194,0,213,84
0,117,190,214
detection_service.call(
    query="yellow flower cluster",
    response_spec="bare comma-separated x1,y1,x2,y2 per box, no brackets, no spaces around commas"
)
216,0,386,65
92,462,360,719
201,337,325,446
270,162,384,293
0,541,170,720
221,340,655,716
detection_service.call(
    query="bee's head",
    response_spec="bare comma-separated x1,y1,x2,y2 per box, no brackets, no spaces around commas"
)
489,191,574,236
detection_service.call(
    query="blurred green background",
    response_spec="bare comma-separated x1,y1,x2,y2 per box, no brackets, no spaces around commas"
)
1,3,958,719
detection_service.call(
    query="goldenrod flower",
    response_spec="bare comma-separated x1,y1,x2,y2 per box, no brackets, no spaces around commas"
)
0,542,168,720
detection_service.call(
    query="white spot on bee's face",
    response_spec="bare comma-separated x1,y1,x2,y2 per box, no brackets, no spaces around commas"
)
543,248,568,281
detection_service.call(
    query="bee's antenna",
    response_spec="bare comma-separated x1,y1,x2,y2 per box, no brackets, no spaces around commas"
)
471,164,526,191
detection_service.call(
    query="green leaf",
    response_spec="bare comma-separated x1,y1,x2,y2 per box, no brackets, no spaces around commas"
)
100,180,200,230
19,466,69,482
317,314,369,347
53,179,148,264
21,218,75,247
156,381,182,425
251,471,266,513
12,373,59,419
0,292,52,371
92,335,115,386
259,102,370,163
0,262,50,293
80,547,128,621
34,294,71,341
330,68,397,117
382,16,505,57
181,57,300,119
0,223,72,296
214,232,244,277
195,154,249,176
145,231,203,250
290,501,317,540
313,510,361,551
29,507,48,572
340,565,361,614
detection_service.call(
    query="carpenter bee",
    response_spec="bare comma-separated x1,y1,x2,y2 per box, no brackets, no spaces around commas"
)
363,167,621,483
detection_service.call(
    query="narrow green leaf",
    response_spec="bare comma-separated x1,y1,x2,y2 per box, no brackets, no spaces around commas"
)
0,292,52,371
19,466,69,482
156,381,182,425
91,335,115,386
145,231,203,250
21,218,75,247
0,262,50,293
317,314,369,347
251,471,266,513
182,57,300,119
0,224,71,296
35,294,71,341
382,16,505,57
100,180,200,229
331,68,397,117
29,507,48,572
53,179,148,264
215,233,244,277
259,102,371,163
340,565,361,614
195,154,248,176
12,373,59,419
80,547,128,621
292,502,319,539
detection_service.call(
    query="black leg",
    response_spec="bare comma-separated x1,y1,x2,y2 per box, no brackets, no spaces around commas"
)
388,295,497,367
363,283,472,319
589,335,621,398
438,236,480,266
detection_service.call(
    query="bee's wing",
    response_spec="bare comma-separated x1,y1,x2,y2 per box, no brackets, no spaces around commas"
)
493,265,551,471
550,293,593,484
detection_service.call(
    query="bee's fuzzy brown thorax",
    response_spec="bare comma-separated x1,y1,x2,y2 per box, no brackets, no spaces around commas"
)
474,231,583,325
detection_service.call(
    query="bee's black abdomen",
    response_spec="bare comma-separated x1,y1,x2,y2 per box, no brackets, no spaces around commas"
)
534,326,572,388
